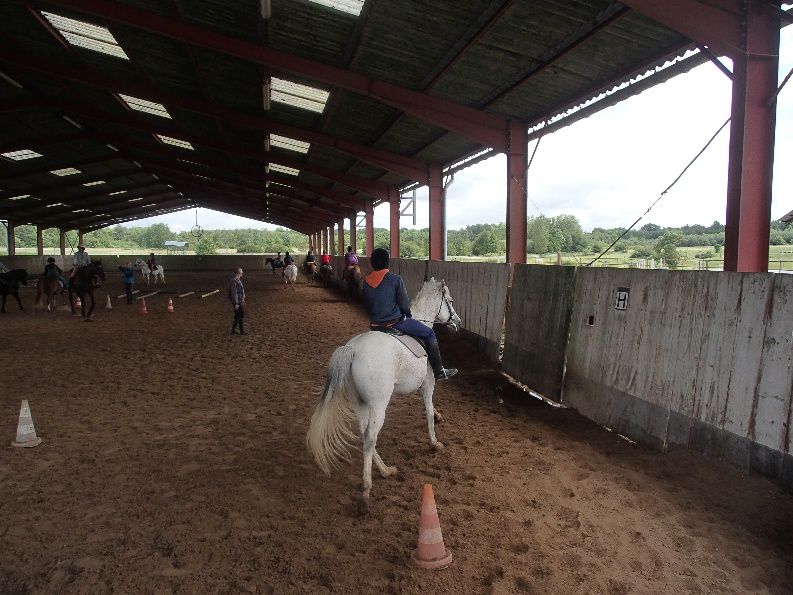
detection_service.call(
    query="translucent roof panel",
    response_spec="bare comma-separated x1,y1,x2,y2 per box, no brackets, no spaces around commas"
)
2,149,43,161
270,134,310,154
8,194,31,201
41,12,129,60
271,78,329,113
119,93,171,118
157,134,195,150
83,180,105,186
308,0,365,16
268,163,299,176
50,167,81,176
109,190,127,195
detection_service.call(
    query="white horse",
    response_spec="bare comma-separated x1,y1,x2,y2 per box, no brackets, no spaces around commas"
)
283,263,298,290
134,259,165,286
307,278,461,513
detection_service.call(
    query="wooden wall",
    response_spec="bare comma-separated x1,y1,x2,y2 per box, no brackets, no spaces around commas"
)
395,259,428,300
502,265,577,400
428,261,511,361
563,269,793,483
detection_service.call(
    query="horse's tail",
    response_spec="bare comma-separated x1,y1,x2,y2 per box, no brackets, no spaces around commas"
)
306,344,357,475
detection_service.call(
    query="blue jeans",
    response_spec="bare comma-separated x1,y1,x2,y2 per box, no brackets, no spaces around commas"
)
393,317,437,344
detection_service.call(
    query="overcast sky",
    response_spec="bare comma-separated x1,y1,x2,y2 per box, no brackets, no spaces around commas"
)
135,27,793,234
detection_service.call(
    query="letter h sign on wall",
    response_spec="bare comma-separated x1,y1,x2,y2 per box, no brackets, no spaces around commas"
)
615,287,629,311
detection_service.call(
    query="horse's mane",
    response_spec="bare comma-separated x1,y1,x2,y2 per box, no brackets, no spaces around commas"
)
415,277,443,297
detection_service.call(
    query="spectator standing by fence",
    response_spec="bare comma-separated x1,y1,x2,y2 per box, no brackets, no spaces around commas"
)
118,261,136,304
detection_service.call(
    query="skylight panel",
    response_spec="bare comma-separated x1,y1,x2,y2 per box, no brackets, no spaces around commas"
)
8,194,31,201
83,180,105,186
270,134,310,154
271,78,329,113
268,163,299,176
109,190,127,196
41,11,129,60
128,197,145,202
308,0,365,16
2,149,43,161
72,209,91,213
46,202,67,208
119,93,171,118
50,167,81,176
157,135,194,150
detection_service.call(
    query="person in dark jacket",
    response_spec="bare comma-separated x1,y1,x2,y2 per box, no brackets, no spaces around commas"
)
228,267,247,335
43,257,67,288
361,248,457,380
118,261,136,304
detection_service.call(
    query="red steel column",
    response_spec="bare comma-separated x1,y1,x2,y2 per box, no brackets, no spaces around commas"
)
36,226,44,256
364,201,375,256
78,229,85,246
428,164,444,260
506,120,528,264
329,223,336,256
389,186,400,257
337,218,345,256
59,228,66,256
321,227,328,254
732,5,779,272
349,212,357,254
6,221,15,256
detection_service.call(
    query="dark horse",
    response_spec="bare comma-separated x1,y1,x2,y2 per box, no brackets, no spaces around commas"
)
69,261,106,320
303,260,317,284
0,269,28,313
343,264,363,300
265,256,284,276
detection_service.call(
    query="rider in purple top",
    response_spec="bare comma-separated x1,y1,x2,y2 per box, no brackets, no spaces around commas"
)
344,246,359,267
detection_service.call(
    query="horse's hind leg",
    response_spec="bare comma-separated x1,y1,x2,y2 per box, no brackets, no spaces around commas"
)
358,399,388,514
420,375,444,450
373,450,397,478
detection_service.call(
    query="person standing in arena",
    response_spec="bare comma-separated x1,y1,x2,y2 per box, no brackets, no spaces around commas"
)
228,267,247,335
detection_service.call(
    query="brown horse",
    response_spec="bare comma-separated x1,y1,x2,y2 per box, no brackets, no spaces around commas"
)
343,264,363,299
35,276,67,311
304,261,317,284
0,268,27,313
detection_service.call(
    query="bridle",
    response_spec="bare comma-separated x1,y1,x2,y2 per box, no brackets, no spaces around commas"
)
416,282,459,329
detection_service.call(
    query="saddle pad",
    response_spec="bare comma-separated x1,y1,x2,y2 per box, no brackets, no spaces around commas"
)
395,334,427,358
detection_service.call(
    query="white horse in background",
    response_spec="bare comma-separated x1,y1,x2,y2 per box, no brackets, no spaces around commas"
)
134,259,165,286
307,278,461,513
283,263,298,290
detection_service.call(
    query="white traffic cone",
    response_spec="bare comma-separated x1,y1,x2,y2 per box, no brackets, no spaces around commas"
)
105,293,113,310
12,400,42,448
167,298,174,313
74,296,82,309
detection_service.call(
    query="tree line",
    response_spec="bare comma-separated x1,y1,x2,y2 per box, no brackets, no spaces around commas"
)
3,217,792,264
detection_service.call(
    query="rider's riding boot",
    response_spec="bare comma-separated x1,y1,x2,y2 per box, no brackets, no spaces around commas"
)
238,320,247,335
231,319,239,335
427,340,458,380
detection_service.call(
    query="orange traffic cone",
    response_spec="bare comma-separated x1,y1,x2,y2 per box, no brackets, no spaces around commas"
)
167,298,174,313
74,296,82,309
138,296,148,315
413,484,453,570
12,400,42,448
105,293,113,310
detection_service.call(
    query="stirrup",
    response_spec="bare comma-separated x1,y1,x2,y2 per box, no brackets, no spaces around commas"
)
435,368,458,380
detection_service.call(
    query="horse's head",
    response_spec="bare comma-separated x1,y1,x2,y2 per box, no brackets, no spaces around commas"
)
432,277,461,332
90,261,105,286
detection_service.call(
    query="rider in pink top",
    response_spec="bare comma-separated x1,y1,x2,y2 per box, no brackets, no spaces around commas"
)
344,246,359,267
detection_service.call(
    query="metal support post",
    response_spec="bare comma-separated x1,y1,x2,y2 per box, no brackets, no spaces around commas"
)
389,186,400,258
506,120,528,264
428,164,444,260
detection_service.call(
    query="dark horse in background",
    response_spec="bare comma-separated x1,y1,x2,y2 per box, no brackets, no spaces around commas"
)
0,269,27,313
69,261,106,320
265,256,284,276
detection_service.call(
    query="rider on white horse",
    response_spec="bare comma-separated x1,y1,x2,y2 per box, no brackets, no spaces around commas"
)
362,248,457,380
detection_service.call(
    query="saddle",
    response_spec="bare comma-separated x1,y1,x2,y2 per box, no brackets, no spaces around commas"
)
370,326,427,358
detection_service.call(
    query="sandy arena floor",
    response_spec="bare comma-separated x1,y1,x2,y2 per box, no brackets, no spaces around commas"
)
1,271,792,594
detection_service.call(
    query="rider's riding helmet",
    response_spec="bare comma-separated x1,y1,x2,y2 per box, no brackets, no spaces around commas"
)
47,257,56,263
347,246,353,253
78,244,85,250
371,248,389,271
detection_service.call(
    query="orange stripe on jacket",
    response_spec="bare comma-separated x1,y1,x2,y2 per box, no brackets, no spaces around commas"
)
364,269,389,288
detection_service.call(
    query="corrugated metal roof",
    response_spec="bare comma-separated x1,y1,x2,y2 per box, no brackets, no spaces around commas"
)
0,0,747,232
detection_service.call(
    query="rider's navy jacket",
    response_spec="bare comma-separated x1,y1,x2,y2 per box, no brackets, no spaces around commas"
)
362,270,412,324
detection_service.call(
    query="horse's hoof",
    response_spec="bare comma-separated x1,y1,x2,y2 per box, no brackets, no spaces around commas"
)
381,466,398,477
432,441,445,450
434,411,444,424
357,496,370,515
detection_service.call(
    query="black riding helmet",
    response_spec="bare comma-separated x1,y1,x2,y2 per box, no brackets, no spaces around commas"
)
47,257,56,263
370,248,389,271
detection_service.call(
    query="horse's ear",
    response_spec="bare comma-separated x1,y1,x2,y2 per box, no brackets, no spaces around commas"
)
429,276,435,282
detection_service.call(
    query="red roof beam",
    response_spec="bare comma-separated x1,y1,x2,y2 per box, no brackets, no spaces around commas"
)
0,168,151,201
